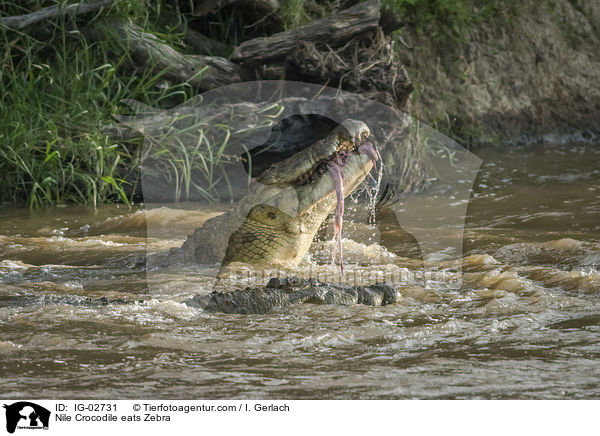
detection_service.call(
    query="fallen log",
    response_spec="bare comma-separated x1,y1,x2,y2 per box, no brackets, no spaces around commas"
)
85,18,250,90
230,0,380,65
0,0,111,30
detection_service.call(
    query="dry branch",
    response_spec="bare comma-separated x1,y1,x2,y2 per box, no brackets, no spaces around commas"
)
286,30,413,108
230,0,380,65
0,0,111,30
86,19,250,90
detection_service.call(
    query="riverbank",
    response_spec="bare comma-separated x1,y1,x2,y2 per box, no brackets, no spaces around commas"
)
400,0,600,145
1,0,599,206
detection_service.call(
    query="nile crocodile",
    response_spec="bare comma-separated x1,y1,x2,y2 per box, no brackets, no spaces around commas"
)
185,278,402,314
152,119,377,270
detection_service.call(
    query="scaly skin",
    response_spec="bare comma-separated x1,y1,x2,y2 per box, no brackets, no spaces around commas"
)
185,278,402,314
154,119,373,268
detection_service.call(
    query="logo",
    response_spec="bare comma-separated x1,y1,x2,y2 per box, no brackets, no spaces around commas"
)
3,402,50,434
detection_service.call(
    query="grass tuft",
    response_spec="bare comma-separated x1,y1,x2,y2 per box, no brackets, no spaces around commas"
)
0,1,198,206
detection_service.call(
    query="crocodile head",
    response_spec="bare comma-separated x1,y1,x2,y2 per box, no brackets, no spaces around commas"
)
169,119,376,270
220,119,375,267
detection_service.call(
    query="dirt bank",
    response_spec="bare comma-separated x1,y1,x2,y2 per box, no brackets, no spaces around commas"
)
398,0,600,145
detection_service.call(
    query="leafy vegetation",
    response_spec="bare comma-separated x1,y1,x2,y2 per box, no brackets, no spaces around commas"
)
0,1,194,207
0,0,527,206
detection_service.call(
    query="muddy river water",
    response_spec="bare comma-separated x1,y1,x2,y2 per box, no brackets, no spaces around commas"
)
1,142,599,399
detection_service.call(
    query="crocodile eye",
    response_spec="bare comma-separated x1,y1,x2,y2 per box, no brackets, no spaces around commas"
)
247,204,290,225
286,277,302,286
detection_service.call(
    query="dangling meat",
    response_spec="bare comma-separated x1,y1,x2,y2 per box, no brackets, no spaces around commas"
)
328,158,346,275
328,140,380,275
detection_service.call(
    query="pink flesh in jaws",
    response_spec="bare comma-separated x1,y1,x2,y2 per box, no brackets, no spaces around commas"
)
327,141,379,275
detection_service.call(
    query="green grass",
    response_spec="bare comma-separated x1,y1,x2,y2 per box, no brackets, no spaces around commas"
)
140,102,283,202
0,1,204,207
0,0,526,206
0,1,298,207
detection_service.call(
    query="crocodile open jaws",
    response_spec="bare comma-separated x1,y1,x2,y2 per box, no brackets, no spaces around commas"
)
152,119,376,271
